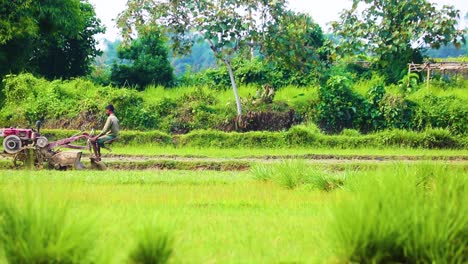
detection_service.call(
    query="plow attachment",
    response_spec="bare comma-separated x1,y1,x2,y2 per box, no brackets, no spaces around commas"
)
49,151,85,170
12,147,86,170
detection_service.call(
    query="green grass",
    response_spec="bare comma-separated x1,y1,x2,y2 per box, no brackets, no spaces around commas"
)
0,193,98,263
129,220,173,264
251,160,349,191
323,164,468,263
110,145,468,158
0,170,324,263
0,163,466,263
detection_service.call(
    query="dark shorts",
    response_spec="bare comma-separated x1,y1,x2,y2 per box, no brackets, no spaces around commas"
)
97,135,116,147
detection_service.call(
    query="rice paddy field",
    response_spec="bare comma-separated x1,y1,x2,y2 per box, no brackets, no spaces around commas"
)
0,148,467,263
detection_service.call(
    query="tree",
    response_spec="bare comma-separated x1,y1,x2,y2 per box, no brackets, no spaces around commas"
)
262,11,327,75
0,0,104,79
0,0,35,44
117,0,287,116
111,29,174,89
331,0,466,82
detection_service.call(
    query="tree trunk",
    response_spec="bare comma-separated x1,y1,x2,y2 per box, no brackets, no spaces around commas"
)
224,59,242,116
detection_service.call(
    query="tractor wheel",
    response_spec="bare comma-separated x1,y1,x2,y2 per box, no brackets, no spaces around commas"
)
3,135,22,154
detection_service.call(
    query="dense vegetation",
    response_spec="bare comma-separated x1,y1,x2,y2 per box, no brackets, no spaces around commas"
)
1,72,466,137
0,0,103,79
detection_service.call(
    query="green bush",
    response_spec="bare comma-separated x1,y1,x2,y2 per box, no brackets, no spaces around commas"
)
317,75,366,134
251,160,348,191
179,58,320,89
0,194,98,264
129,221,173,264
378,93,416,129
325,164,468,263
412,94,468,135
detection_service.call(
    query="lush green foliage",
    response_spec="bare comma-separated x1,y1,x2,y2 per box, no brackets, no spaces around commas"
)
1,74,466,137
317,75,363,133
179,57,322,88
261,11,327,75
111,29,174,89
331,0,466,82
0,194,97,263
116,0,327,115
0,0,104,79
325,164,468,262
0,0,35,44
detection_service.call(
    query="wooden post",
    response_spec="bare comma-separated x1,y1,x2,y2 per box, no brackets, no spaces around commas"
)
426,66,431,90
407,64,411,88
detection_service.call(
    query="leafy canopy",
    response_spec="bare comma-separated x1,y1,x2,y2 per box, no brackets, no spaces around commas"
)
0,0,104,79
111,29,174,89
331,0,466,82
262,11,327,74
117,0,287,60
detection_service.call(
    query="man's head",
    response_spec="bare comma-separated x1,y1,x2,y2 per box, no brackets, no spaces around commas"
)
105,104,114,116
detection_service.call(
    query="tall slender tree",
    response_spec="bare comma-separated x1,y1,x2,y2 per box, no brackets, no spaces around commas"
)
117,0,287,116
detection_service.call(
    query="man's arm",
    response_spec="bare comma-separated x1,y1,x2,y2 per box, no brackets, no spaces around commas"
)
97,117,111,137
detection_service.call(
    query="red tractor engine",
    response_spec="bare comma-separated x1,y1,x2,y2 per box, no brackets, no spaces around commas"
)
0,127,48,154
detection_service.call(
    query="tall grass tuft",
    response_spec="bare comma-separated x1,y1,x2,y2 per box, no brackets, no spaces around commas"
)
272,160,311,189
325,163,468,263
0,194,97,264
129,221,173,264
250,163,273,181
251,160,348,191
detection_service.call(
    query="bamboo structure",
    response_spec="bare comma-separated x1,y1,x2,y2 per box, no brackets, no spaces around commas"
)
408,62,468,88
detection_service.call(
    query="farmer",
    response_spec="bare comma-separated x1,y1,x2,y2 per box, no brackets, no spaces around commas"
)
91,104,119,161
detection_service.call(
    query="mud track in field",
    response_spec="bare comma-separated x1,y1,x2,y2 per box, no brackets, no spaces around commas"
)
100,153,468,162
1,153,467,171
86,153,468,171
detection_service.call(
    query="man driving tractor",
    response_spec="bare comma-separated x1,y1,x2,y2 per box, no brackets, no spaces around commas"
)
91,104,119,161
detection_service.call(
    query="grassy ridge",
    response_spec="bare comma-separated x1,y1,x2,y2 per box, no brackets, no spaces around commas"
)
40,126,468,150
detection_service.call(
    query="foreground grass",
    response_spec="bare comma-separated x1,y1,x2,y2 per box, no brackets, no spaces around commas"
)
0,164,466,263
0,170,325,263
110,145,468,158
